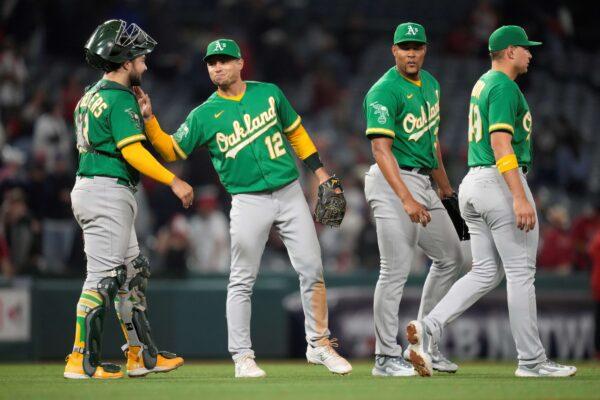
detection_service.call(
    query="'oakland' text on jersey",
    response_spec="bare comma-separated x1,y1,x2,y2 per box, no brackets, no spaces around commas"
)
363,67,440,169
172,81,302,194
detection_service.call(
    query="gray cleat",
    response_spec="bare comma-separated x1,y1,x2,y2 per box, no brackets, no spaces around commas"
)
515,360,576,377
430,349,458,373
372,355,417,377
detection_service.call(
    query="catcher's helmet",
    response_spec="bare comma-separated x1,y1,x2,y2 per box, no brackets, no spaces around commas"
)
84,19,157,72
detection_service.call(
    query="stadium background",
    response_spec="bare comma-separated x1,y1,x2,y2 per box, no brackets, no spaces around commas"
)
0,0,599,363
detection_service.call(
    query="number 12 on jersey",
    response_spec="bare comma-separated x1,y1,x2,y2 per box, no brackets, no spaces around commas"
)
468,104,482,143
265,132,286,159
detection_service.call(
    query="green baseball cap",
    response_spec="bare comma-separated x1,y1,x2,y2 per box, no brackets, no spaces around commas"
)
393,22,427,45
488,25,542,52
204,39,242,61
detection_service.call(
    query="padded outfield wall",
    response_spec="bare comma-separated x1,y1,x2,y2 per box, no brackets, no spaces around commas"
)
0,272,593,361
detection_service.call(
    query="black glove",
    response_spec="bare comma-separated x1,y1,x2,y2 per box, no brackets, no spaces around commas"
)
314,175,346,228
441,193,470,241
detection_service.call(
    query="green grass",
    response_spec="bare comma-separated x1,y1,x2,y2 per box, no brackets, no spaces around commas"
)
1,361,599,400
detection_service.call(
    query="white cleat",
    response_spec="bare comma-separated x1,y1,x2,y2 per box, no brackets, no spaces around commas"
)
403,346,457,373
406,320,433,377
306,341,352,375
515,360,577,377
234,354,267,378
372,355,416,377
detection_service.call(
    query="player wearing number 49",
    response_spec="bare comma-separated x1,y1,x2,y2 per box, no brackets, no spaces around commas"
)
363,22,475,378
135,39,351,378
406,25,576,378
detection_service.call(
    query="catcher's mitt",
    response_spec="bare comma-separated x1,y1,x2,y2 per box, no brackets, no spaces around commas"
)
441,193,470,241
314,175,346,227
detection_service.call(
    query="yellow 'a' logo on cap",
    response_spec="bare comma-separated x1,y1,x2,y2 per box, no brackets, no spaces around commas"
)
407,25,418,35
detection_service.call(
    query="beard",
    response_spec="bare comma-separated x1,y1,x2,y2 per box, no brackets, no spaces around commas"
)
129,71,142,87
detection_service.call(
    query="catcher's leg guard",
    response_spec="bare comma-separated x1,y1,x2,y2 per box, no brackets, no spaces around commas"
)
115,255,183,377
65,265,126,379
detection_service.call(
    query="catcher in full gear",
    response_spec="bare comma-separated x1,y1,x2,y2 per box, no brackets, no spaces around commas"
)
64,19,193,379
133,38,351,378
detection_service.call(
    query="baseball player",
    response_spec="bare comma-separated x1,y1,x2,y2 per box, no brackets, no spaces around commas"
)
406,26,577,378
64,20,192,379
363,22,474,377
134,38,351,378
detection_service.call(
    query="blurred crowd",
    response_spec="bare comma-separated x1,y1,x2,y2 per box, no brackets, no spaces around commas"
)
0,0,598,285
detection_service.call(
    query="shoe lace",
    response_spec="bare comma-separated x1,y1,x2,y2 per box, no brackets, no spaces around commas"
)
321,338,343,360
543,360,561,368
388,356,413,369
237,354,256,366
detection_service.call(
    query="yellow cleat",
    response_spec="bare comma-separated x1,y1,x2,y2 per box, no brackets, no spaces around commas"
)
63,352,123,379
126,346,184,378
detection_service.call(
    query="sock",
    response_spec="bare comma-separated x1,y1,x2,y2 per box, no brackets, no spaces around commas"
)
72,289,103,352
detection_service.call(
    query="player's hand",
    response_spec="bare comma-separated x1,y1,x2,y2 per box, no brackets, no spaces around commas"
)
403,197,431,227
170,177,194,209
513,196,536,232
437,187,455,199
133,86,154,120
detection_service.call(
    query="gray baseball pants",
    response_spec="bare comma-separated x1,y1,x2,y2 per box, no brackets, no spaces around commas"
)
227,180,330,360
364,164,468,357
423,167,546,365
71,176,147,348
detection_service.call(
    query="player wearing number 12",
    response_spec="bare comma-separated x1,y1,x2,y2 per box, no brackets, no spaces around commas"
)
135,39,351,378
406,25,576,378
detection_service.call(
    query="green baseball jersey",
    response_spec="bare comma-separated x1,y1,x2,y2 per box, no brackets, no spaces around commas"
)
172,81,302,194
74,79,146,185
467,70,532,167
363,67,440,169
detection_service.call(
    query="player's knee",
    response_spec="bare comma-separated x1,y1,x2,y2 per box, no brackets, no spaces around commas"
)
378,255,405,273
127,254,150,294
227,268,258,294
469,264,499,286
97,265,127,305
298,266,324,286
504,264,535,283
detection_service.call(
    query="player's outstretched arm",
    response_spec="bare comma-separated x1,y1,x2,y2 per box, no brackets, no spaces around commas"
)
430,139,454,199
371,137,431,226
121,142,193,208
490,132,535,232
133,86,178,162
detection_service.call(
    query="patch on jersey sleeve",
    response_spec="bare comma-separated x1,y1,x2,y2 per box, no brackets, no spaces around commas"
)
125,108,142,131
370,102,389,124
174,122,190,142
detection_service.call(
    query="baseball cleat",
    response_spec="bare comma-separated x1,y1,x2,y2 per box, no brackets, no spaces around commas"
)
63,352,123,379
406,320,433,377
515,360,577,377
403,346,411,361
372,355,417,377
404,346,458,373
430,349,458,373
125,346,184,377
234,354,267,378
306,341,352,375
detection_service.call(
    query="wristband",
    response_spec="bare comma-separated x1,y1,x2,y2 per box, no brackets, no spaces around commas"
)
496,154,518,173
